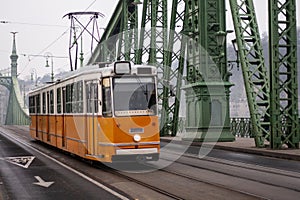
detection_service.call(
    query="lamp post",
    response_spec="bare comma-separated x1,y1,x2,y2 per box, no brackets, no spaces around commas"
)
44,52,54,82
227,39,240,71
214,30,227,79
30,68,38,86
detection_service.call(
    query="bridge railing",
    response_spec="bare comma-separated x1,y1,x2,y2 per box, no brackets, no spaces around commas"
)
230,118,253,138
176,117,253,138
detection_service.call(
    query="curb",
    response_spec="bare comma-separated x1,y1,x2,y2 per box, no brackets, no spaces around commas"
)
160,138,300,161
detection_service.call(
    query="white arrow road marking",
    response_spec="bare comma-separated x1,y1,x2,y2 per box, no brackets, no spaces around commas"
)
33,176,54,188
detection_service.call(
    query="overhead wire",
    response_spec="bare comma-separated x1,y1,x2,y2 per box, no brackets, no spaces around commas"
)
18,0,98,76
0,20,67,28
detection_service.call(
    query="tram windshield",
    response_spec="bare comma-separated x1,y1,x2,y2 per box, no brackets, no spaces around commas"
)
113,77,157,116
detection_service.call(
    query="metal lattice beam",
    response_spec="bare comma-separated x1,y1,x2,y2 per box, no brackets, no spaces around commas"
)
0,33,30,125
88,0,125,64
137,0,168,136
269,0,299,149
160,0,186,136
117,0,139,62
229,0,270,147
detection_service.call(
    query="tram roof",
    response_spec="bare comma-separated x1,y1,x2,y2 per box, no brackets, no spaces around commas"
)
29,61,157,94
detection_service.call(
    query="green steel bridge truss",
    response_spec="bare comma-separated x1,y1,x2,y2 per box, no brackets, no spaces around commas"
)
229,0,271,147
3,0,298,148
1,33,30,125
0,76,30,125
87,0,299,149
269,0,299,149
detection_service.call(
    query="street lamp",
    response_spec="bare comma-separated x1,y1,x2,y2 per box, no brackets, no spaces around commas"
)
30,68,38,86
215,31,227,47
44,52,54,82
131,0,142,5
228,39,240,71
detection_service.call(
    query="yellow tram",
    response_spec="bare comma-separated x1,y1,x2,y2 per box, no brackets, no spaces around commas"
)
29,61,160,162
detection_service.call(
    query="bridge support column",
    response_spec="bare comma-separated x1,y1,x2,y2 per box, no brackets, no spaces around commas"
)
182,82,234,142
181,0,234,142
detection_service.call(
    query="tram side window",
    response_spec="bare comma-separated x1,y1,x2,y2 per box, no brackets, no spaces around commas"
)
29,96,35,114
72,83,77,113
50,90,54,114
57,88,61,114
102,78,112,117
86,81,99,113
76,81,83,113
86,82,91,113
42,92,46,114
66,84,73,113
36,94,41,114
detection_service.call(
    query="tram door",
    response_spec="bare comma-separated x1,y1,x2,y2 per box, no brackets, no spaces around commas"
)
62,88,66,147
46,92,50,142
86,82,98,155
55,87,65,148
35,94,40,138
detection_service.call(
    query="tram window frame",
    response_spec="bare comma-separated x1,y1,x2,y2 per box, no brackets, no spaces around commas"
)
42,92,46,114
86,82,92,113
76,81,83,113
72,82,77,113
57,88,62,114
36,94,41,114
47,91,50,114
102,78,112,117
29,96,35,114
86,80,99,114
66,84,73,113
50,90,54,114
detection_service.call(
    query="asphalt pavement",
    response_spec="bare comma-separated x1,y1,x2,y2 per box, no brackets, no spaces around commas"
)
0,128,126,200
1,125,300,199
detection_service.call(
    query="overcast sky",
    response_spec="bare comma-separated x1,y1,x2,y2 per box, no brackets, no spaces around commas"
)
0,0,299,80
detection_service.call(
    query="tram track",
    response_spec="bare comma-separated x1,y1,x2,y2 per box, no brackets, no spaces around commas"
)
2,126,259,199
94,163,184,200
1,126,183,199
143,151,300,199
159,166,266,199
182,152,300,180
3,126,300,199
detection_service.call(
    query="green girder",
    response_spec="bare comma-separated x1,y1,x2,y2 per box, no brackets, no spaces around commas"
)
229,0,270,147
86,0,299,148
0,76,30,125
4,77,30,125
137,0,168,136
117,0,139,62
88,0,139,64
269,0,299,149
160,0,186,136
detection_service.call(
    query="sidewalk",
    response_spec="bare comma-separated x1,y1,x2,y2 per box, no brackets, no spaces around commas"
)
161,136,300,161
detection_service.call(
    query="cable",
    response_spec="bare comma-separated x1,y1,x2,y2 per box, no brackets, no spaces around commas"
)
0,20,67,28
18,0,99,75
18,30,69,75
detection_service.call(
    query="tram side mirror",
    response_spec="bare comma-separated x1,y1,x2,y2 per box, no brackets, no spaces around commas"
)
114,61,131,75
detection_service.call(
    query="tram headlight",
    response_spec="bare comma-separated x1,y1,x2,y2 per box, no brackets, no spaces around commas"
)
133,134,141,142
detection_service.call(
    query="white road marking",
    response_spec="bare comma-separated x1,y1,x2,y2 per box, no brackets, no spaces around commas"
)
33,176,54,188
0,130,130,200
4,156,35,168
